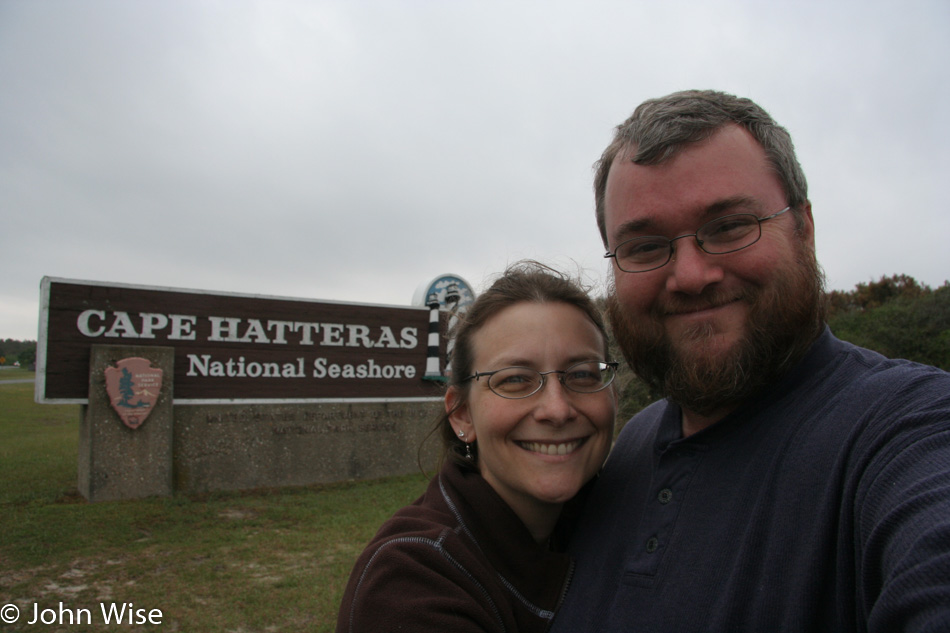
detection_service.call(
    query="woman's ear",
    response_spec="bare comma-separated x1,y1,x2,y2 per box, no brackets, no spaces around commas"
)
609,382,620,409
446,386,476,441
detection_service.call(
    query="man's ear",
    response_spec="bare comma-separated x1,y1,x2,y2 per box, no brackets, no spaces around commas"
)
798,200,816,251
446,386,475,441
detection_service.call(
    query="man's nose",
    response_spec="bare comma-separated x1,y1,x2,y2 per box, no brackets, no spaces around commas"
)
665,237,725,295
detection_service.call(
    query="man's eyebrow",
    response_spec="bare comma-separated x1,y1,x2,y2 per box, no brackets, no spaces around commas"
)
612,217,658,242
610,196,759,244
701,196,759,219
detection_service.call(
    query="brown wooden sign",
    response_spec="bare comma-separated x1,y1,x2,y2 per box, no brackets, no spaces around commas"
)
37,278,446,404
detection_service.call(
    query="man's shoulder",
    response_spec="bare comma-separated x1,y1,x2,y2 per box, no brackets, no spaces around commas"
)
797,335,950,469
826,335,950,402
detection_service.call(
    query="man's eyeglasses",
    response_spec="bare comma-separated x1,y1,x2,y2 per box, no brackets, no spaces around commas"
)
462,361,619,399
604,206,791,273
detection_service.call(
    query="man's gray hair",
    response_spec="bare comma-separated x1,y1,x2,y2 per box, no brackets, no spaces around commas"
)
595,90,809,247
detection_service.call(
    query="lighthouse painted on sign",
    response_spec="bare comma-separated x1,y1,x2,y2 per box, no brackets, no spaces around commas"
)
413,274,476,382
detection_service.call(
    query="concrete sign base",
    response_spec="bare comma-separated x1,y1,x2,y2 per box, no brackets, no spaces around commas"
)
79,345,174,502
77,346,444,501
173,401,443,493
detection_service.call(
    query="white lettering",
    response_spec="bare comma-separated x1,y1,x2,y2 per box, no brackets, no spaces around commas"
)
312,357,415,380
241,319,270,344
295,322,321,345
191,354,416,381
77,310,201,340
27,603,92,625
367,359,381,378
400,327,418,349
104,311,140,338
168,314,197,340
268,320,295,344
26,602,162,626
347,324,373,348
77,309,106,337
313,357,327,378
187,354,211,376
138,313,168,339
229,357,246,377
208,317,242,342
321,323,345,346
100,602,158,624
282,360,303,377
375,326,399,348
100,602,126,624
76,310,420,349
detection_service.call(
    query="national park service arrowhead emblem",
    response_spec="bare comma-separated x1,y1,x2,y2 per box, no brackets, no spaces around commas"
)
104,357,163,430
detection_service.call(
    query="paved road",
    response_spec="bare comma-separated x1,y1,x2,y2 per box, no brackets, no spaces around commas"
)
0,378,36,384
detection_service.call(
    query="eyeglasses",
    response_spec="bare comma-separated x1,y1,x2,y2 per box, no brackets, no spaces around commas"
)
604,206,791,273
462,361,619,399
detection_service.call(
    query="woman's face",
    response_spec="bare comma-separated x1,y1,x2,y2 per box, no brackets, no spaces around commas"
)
447,301,616,530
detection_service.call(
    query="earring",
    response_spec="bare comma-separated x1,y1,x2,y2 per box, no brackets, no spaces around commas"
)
457,429,473,460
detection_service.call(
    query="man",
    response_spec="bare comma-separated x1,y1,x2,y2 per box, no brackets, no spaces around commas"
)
551,90,950,632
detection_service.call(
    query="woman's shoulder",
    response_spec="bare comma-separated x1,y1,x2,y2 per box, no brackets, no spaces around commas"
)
351,468,494,582
365,464,473,543
338,521,507,633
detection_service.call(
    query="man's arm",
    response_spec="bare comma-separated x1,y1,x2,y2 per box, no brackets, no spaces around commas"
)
856,373,950,633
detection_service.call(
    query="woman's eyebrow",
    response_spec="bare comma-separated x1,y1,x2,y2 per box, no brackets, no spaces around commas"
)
480,353,603,371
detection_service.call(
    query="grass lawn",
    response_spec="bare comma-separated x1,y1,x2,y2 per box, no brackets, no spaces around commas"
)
0,367,36,381
0,379,429,631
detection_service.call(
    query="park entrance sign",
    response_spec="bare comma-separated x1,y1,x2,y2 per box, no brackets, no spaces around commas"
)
35,276,465,502
37,278,444,404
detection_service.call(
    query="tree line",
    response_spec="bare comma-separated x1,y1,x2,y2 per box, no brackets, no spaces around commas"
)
0,338,36,366
826,274,949,371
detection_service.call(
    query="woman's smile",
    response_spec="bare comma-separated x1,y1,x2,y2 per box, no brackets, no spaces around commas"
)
516,437,589,456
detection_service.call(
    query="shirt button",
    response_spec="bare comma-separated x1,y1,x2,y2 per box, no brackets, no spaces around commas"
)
646,537,659,553
657,488,673,504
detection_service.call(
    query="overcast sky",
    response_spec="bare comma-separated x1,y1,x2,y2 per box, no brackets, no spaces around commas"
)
2,0,948,341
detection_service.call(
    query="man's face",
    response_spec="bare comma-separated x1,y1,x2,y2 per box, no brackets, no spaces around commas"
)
603,124,822,417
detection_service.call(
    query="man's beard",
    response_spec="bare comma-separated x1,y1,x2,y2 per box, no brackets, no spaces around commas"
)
608,244,826,417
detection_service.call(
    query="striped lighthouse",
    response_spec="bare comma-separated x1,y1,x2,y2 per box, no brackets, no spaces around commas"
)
423,293,444,380
444,283,461,377
412,274,476,383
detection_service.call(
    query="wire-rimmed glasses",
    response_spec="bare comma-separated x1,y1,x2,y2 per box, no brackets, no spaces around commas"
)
462,361,619,399
605,206,791,273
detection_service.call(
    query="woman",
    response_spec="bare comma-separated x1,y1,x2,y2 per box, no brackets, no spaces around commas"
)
336,262,618,633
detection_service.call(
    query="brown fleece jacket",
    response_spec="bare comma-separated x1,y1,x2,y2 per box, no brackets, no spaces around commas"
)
335,459,575,633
